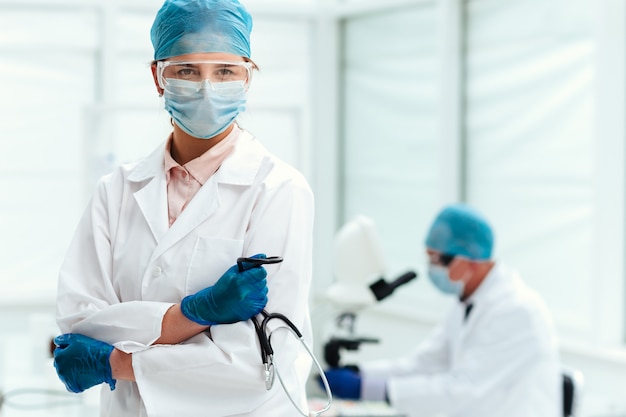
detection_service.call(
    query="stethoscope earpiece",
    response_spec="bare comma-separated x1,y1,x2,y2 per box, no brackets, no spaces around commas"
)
236,256,283,272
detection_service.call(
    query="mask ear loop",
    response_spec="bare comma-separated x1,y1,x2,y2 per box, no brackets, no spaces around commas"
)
449,255,474,283
448,255,477,301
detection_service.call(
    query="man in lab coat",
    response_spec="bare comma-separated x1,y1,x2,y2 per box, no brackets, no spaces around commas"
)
323,203,562,417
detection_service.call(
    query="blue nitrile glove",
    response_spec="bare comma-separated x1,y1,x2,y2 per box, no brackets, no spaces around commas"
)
53,333,116,393
320,367,362,400
180,253,269,325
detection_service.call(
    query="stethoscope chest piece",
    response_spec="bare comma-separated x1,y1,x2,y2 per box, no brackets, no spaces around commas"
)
264,359,275,390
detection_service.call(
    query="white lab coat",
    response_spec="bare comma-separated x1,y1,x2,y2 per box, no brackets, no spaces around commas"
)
56,128,315,417
360,263,561,417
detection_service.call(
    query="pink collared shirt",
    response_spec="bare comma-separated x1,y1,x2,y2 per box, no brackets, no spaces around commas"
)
164,127,239,226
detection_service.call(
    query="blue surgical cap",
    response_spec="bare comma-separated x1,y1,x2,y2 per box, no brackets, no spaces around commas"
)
424,203,494,261
151,0,253,61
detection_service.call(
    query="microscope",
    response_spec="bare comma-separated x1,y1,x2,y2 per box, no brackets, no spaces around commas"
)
322,215,417,369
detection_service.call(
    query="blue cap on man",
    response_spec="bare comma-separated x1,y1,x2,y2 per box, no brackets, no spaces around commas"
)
425,203,494,260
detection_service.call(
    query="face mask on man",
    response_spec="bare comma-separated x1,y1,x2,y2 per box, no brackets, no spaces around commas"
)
163,80,247,139
427,264,465,296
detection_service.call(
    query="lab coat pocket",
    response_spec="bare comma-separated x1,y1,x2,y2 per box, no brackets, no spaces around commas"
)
186,237,244,294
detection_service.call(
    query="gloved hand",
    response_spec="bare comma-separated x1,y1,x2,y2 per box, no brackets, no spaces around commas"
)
181,253,269,325
53,333,116,393
320,367,362,400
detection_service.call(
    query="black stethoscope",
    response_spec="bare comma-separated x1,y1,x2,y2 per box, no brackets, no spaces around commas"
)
236,256,332,417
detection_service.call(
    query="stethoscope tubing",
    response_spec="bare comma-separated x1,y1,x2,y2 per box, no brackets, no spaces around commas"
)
236,256,332,416
252,310,303,362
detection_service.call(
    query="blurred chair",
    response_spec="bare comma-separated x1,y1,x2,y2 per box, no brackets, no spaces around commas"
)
563,368,584,417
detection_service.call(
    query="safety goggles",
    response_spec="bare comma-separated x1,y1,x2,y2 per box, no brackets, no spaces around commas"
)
429,253,456,267
156,60,253,97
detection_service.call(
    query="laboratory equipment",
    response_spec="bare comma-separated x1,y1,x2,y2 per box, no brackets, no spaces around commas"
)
322,216,417,368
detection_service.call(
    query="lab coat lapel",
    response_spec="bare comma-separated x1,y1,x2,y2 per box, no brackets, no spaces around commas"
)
456,303,477,351
145,129,264,261
453,266,501,359
153,177,220,260
449,302,467,362
129,143,169,245
134,174,169,244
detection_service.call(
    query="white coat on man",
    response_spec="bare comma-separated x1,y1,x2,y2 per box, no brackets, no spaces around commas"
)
360,262,561,417
56,128,314,417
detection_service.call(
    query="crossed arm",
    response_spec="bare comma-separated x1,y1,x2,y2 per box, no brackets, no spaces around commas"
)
110,304,208,381
54,259,268,392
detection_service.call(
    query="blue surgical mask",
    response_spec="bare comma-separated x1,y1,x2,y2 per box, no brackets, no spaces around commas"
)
428,264,464,296
163,80,247,139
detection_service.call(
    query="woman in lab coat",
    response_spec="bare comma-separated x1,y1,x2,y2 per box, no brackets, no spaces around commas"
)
53,1,314,416
323,204,562,417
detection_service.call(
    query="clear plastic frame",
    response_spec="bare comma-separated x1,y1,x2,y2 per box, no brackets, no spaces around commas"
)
156,60,253,97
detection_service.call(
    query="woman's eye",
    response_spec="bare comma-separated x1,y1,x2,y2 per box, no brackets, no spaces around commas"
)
177,68,197,77
212,68,233,80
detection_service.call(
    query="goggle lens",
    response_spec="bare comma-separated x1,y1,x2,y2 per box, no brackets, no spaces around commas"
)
157,60,252,97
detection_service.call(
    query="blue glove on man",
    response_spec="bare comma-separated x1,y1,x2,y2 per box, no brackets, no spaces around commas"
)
181,254,269,325
321,367,362,400
53,333,116,393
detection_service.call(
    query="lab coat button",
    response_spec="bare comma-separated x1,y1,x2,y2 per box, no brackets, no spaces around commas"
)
152,266,163,277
